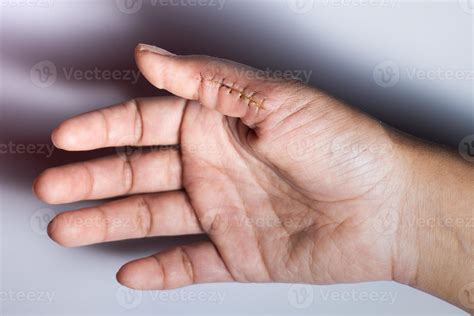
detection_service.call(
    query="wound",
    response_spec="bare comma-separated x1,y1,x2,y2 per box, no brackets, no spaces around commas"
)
201,76,266,112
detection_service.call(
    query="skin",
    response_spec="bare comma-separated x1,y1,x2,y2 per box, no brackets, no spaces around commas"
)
33,44,473,313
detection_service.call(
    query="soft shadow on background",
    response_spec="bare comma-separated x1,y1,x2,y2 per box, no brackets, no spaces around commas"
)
0,1,472,315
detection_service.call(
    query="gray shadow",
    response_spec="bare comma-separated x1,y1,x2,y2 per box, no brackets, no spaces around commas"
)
1,0,472,257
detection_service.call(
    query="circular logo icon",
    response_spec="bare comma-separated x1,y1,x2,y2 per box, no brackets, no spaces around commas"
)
116,286,142,309
116,0,143,14
115,145,143,162
459,134,474,162
373,60,400,88
201,60,232,89
30,60,57,88
458,282,474,310
459,0,474,14
287,138,318,162
30,208,56,235
287,0,315,14
373,207,399,235
288,284,314,309
115,133,144,162
199,213,230,237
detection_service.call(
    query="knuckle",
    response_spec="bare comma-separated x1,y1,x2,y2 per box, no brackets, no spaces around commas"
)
135,197,152,237
126,98,145,144
122,159,134,194
177,246,195,284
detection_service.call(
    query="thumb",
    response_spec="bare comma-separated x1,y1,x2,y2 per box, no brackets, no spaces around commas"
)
134,43,290,125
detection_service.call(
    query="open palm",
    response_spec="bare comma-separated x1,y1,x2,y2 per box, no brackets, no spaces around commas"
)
34,44,405,289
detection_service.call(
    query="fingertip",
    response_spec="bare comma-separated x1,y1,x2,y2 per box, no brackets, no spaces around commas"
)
47,214,72,247
47,212,87,247
116,257,164,290
135,43,175,57
50,126,61,149
32,169,64,205
134,44,178,93
51,121,80,151
116,263,134,289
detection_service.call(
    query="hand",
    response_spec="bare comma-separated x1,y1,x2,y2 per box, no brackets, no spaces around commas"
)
33,44,473,313
33,44,405,287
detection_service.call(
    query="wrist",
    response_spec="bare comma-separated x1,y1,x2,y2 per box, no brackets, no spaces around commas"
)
391,134,474,312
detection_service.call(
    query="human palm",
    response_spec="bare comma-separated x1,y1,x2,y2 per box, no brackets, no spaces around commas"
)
34,44,404,289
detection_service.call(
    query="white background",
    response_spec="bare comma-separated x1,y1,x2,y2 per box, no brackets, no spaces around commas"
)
0,0,472,315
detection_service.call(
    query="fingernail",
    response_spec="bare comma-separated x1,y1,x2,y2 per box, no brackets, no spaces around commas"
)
136,43,175,56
